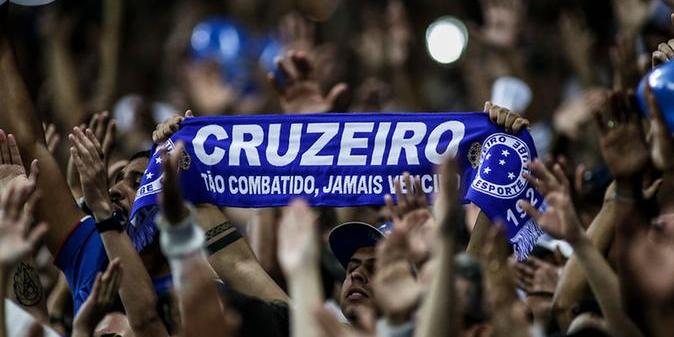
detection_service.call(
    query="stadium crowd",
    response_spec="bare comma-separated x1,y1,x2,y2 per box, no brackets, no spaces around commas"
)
1,0,674,336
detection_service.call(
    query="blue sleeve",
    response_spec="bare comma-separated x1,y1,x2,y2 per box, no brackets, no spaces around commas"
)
54,216,108,314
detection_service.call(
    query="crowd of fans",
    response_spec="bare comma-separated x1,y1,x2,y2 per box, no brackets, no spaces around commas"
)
1,0,674,336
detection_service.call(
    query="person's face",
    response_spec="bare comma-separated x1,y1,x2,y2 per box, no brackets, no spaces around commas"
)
339,246,376,321
109,157,149,217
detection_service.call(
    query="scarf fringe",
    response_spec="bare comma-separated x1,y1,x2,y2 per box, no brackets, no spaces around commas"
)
510,217,545,261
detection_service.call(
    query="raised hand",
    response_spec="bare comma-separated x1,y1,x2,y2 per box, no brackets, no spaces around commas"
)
520,160,585,244
645,84,674,172
479,0,524,49
594,91,648,179
72,258,123,336
612,0,649,34
68,126,112,222
385,172,429,221
279,12,315,54
152,110,193,144
0,178,48,269
373,220,423,324
277,199,319,275
158,142,190,224
268,50,347,114
0,130,38,188
67,112,117,200
513,256,560,294
484,101,529,133
651,14,674,68
559,12,596,87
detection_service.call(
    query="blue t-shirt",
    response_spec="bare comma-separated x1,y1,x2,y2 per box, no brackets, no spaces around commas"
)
54,216,108,313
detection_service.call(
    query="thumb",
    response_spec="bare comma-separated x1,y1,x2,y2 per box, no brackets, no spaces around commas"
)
325,83,348,107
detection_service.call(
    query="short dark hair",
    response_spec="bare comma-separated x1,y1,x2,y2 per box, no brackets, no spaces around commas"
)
129,150,151,162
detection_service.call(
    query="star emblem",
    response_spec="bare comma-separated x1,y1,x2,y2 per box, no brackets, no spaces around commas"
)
501,149,510,157
483,167,492,174
146,172,154,179
507,172,516,180
155,157,162,164
499,159,506,166
486,153,492,160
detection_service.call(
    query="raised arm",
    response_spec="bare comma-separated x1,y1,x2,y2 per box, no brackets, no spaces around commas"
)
0,177,48,337
68,127,168,337
278,199,323,337
552,182,619,330
414,159,460,337
156,144,238,337
521,157,644,337
0,8,84,254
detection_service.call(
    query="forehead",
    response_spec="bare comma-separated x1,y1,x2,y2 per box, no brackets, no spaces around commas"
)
352,246,376,261
122,157,149,174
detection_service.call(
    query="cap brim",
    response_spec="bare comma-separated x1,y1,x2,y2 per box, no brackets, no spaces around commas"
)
10,0,56,6
328,222,384,269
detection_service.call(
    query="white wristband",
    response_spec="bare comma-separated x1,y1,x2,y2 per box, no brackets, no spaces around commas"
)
155,203,205,259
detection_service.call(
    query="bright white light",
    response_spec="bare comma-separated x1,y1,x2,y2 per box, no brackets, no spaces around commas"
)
425,17,468,64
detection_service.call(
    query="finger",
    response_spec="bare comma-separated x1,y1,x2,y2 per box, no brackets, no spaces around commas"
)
384,194,398,222
87,113,99,132
185,109,194,118
574,163,585,193
325,83,348,107
85,129,103,153
102,121,117,158
69,147,88,175
504,111,518,133
394,177,406,212
44,123,54,143
7,134,23,165
403,172,415,208
96,111,109,141
20,189,40,232
526,256,547,269
530,160,559,188
28,159,39,182
523,172,546,194
511,117,529,132
519,200,542,221
0,130,10,164
413,176,428,209
46,132,60,154
496,107,508,126
552,163,570,191
653,50,669,68
279,55,299,82
291,51,313,79
26,222,48,250
659,42,674,60
267,72,286,95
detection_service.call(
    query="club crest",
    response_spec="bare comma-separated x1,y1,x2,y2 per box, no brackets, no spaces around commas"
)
471,133,531,199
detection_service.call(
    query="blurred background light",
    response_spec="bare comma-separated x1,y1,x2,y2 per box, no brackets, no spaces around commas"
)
425,16,468,65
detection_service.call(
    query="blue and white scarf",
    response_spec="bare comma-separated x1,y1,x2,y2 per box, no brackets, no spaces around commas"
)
130,112,545,259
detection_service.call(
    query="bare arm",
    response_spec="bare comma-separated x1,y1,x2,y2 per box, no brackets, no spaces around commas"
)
0,15,84,255
278,200,323,337
552,192,618,330
414,160,460,337
91,0,122,111
156,146,237,337
522,159,643,337
69,128,168,337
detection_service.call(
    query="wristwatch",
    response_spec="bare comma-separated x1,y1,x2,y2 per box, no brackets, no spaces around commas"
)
95,210,127,233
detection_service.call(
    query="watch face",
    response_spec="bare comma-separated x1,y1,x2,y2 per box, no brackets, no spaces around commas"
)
9,0,56,6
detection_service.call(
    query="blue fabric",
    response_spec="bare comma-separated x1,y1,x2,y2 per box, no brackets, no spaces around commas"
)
54,216,174,315
131,112,545,259
54,216,108,314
